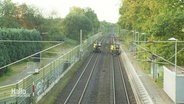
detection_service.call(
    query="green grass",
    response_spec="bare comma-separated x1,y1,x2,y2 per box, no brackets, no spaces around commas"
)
42,43,74,57
0,43,74,84
40,43,75,67
0,70,15,82
138,60,164,88
155,70,163,88
0,62,28,83
137,58,164,88
10,62,29,73
37,47,92,104
142,62,151,74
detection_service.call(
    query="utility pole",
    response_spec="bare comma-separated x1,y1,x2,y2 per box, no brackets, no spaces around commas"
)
153,42,157,80
80,29,83,59
80,29,82,49
168,37,178,103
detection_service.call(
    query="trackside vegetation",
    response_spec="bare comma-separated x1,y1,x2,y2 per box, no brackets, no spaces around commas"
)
0,28,42,76
118,0,184,65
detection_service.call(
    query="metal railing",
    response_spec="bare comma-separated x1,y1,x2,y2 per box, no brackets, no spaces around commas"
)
0,32,102,104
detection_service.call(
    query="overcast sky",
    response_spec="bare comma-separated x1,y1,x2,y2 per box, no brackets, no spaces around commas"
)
12,0,121,23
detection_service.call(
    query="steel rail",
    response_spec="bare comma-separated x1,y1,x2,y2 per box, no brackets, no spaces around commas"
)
111,56,116,104
78,53,100,104
118,57,130,104
111,36,116,104
63,53,98,104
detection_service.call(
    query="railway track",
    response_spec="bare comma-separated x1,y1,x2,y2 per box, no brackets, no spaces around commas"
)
54,36,136,104
63,53,100,104
112,56,130,104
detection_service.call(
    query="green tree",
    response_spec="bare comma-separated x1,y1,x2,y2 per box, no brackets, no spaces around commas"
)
0,43,10,76
118,0,184,65
63,7,92,41
40,18,65,41
0,0,20,28
84,8,100,34
15,4,44,29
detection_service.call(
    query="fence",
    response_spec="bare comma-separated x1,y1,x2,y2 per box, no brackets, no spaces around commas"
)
0,32,102,104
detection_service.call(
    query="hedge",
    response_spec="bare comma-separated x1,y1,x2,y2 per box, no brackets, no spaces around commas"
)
0,28,42,76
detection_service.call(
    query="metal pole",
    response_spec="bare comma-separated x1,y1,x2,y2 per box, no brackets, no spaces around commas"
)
168,37,178,103
175,40,177,73
131,31,135,53
175,40,177,104
132,31,134,42
138,32,139,45
80,30,82,59
135,32,136,43
144,34,146,70
144,34,146,42
80,29,82,49
153,42,157,80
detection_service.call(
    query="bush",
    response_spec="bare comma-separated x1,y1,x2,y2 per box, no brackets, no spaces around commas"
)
0,28,43,76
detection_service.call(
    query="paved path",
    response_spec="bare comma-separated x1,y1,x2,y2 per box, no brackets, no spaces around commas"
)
0,63,35,86
122,45,174,104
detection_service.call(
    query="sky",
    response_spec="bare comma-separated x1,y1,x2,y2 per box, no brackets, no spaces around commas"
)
12,0,121,23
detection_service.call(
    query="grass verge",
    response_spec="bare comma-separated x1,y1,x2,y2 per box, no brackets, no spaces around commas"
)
155,70,163,88
0,62,28,83
0,70,15,82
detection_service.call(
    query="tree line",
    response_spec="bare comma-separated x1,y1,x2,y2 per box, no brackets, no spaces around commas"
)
0,0,100,42
0,0,114,76
118,0,184,65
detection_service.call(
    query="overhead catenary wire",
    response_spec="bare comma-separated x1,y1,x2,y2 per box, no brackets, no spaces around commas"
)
167,47,184,61
0,40,63,43
133,43,184,71
135,40,184,43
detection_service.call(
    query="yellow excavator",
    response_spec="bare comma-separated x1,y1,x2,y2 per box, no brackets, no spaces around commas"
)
110,43,121,55
93,42,101,53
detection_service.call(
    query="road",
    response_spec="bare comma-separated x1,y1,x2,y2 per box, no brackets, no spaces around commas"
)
54,36,136,104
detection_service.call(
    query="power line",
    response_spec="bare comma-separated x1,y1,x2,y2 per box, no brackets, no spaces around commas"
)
135,40,184,43
167,47,184,61
133,43,184,71
0,40,63,43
